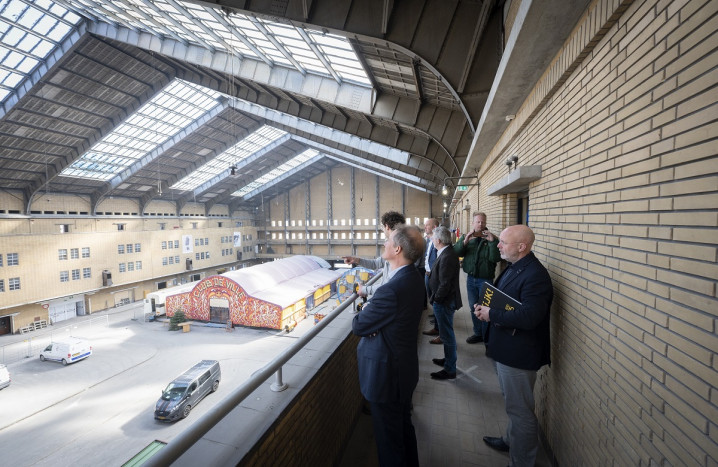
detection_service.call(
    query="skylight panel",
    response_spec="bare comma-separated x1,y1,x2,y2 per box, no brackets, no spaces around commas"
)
0,0,81,105
60,79,221,181
233,149,319,198
58,1,371,88
170,125,287,192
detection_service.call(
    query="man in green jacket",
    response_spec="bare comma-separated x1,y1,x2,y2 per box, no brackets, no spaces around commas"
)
453,212,501,344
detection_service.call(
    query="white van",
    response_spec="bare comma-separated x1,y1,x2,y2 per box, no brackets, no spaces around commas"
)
0,364,10,390
40,337,92,365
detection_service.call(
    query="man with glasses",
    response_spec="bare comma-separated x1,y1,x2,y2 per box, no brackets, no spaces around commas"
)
352,225,425,466
453,212,500,344
343,211,405,297
473,224,553,467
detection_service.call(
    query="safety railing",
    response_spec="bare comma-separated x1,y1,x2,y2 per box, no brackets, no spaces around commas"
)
143,270,382,466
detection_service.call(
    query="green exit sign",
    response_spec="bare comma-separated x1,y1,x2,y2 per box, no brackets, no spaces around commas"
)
457,185,468,191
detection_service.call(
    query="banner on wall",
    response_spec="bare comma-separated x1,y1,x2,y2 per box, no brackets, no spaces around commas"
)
182,235,193,254
233,232,242,248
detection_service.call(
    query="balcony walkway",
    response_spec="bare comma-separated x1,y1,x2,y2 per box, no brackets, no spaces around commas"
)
339,271,552,467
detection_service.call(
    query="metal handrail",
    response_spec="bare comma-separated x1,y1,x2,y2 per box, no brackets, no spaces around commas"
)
144,270,382,466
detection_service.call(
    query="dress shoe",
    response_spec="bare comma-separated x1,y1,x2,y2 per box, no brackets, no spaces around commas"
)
429,336,443,345
430,369,456,380
483,436,510,452
466,334,483,344
432,358,445,367
422,328,439,336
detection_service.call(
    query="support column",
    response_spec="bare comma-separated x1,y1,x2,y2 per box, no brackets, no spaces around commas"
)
327,169,333,256
375,175,380,258
305,178,311,255
350,167,355,255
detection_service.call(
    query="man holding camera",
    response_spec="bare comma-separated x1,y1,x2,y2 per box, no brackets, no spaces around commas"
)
453,212,501,344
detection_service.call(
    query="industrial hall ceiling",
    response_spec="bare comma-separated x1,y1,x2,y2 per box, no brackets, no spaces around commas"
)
0,0,588,215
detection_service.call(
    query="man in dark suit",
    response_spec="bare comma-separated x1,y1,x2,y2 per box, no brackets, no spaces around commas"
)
474,224,553,467
428,225,462,380
352,224,425,467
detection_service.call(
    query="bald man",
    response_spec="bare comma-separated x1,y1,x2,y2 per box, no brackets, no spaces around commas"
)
473,225,553,467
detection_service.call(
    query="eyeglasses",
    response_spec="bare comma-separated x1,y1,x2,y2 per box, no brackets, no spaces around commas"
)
498,239,524,246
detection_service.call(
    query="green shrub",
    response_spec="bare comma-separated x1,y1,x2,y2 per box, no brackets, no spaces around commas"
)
169,309,187,331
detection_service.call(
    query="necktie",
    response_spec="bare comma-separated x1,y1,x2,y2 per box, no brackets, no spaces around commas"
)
428,244,437,269
497,266,512,289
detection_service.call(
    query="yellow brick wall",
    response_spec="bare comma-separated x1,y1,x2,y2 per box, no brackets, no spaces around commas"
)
454,0,718,464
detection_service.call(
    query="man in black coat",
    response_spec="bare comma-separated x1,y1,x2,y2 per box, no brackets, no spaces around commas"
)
352,224,425,467
474,224,553,467
427,225,462,380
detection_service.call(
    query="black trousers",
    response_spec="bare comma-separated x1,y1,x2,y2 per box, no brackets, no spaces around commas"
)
369,400,419,467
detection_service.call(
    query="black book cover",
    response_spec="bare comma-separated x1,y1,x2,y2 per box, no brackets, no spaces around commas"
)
478,281,521,312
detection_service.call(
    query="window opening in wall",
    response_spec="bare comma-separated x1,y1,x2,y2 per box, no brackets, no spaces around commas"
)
71,248,79,259
218,222,223,227
118,245,125,254
372,218,377,225
9,277,20,290
72,269,80,280
60,271,69,282
319,219,324,226
159,223,166,230
517,191,529,226
58,249,68,260
192,222,198,229
116,223,125,231
82,247,90,258
59,224,70,233
7,253,18,266
83,267,91,278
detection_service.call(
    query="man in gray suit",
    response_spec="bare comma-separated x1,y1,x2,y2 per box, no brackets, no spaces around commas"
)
352,224,425,467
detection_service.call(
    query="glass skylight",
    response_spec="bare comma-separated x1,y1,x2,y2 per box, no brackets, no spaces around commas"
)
0,0,81,103
60,80,221,180
171,125,287,191
63,0,371,86
234,148,320,198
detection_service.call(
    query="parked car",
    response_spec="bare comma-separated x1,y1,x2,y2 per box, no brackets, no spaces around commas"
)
0,364,10,390
40,337,92,365
154,360,221,422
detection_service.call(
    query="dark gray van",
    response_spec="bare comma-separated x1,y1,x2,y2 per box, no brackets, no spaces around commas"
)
154,360,221,422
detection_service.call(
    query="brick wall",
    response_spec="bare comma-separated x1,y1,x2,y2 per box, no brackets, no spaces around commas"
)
456,0,718,464
239,333,363,466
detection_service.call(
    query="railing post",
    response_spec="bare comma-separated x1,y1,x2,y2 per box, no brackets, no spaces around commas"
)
270,367,288,392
